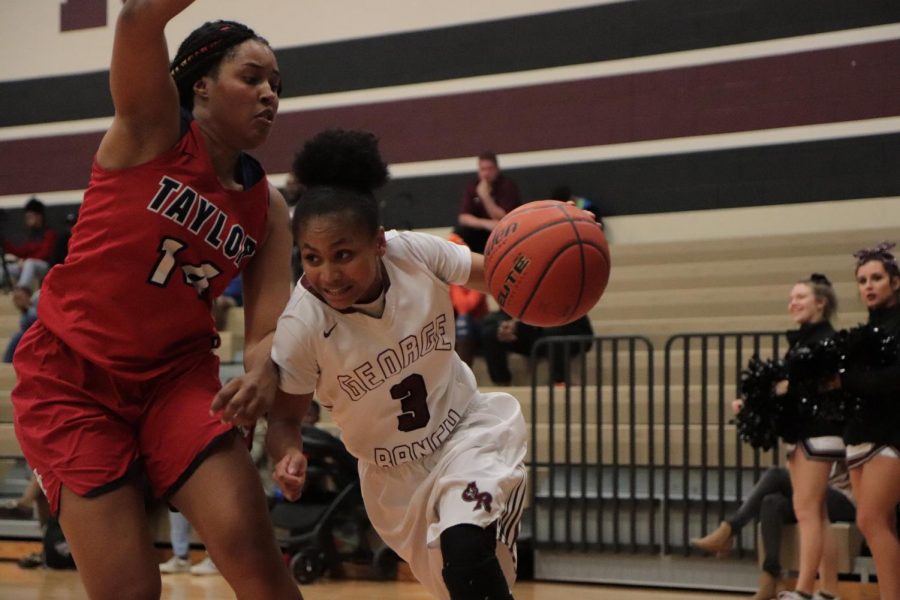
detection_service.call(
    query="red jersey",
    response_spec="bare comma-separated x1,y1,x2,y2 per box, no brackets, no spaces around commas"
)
38,120,269,380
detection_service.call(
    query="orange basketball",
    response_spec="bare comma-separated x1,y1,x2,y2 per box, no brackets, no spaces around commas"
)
483,200,610,327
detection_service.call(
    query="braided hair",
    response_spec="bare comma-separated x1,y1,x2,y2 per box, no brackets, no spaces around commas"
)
291,129,390,238
170,20,271,110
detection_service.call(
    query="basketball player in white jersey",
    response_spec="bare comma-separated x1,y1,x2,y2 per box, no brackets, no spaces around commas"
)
266,129,528,600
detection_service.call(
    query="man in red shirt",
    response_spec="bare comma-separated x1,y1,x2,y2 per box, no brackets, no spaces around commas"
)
2,197,58,297
455,151,521,254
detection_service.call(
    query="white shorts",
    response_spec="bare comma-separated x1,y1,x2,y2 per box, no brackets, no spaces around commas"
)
358,391,528,600
846,443,900,470
784,436,846,462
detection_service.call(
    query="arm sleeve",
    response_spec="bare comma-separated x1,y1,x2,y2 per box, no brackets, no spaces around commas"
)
271,317,319,395
398,231,471,285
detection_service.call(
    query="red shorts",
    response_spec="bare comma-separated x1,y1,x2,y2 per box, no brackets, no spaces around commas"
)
12,322,233,514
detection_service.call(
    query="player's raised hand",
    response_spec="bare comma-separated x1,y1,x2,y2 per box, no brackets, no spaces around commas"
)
273,448,307,501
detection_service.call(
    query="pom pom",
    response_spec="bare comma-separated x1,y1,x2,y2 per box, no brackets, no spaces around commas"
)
735,356,785,450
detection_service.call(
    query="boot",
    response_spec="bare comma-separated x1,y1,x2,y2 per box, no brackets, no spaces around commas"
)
750,571,781,600
690,521,733,556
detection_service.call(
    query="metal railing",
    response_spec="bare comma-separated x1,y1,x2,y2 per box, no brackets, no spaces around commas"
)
529,334,656,553
662,331,785,555
528,330,787,558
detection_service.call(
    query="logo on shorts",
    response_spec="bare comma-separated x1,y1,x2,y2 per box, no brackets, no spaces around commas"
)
462,481,493,513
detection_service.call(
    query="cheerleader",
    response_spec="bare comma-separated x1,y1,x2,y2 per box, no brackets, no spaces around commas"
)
778,274,844,600
841,243,900,599
697,274,846,600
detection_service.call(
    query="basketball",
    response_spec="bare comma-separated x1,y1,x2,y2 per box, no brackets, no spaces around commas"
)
483,200,610,327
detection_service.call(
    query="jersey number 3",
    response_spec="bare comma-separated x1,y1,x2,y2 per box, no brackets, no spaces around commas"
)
148,237,222,296
391,373,431,432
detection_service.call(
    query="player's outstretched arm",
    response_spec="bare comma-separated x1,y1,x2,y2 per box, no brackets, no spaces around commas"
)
465,251,490,295
98,0,195,170
211,186,292,424
266,390,313,501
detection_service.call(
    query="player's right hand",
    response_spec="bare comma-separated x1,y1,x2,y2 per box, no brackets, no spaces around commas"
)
273,448,307,502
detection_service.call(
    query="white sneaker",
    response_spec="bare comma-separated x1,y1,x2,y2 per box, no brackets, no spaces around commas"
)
159,555,191,574
190,556,219,576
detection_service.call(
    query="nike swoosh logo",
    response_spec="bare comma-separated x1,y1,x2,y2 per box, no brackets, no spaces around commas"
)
323,323,337,338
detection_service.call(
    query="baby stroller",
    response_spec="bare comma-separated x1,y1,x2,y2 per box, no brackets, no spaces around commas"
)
270,425,398,584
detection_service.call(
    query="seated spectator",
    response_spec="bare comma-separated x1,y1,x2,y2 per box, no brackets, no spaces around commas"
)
480,310,594,385
3,471,54,569
691,464,855,600
0,472,48,522
455,151,521,253
212,275,243,331
4,288,38,363
448,232,488,366
158,510,219,576
1,198,58,293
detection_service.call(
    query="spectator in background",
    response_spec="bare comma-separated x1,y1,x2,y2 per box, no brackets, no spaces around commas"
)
549,185,604,231
2,197,58,294
455,151,521,253
280,171,304,282
481,311,594,385
212,275,243,331
448,231,488,366
158,511,219,576
281,171,303,209
303,398,322,427
4,210,77,363
691,465,855,600
4,288,38,363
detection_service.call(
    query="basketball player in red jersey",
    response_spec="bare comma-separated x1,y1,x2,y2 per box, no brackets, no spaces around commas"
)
11,1,300,598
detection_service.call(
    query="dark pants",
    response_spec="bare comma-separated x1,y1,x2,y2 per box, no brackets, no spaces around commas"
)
726,467,857,576
480,312,593,384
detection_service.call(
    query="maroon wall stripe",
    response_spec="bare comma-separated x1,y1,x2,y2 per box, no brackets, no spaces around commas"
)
2,40,897,196
60,0,107,32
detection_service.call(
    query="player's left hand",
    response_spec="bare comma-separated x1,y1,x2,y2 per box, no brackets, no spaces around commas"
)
210,361,278,426
273,448,307,502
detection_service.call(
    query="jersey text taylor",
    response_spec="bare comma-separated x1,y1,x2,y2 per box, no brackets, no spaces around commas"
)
147,175,259,268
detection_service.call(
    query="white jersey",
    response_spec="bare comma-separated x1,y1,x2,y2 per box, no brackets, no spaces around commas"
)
272,230,478,468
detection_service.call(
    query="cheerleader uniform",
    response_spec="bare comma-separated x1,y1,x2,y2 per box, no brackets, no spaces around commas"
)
841,304,900,469
780,320,845,461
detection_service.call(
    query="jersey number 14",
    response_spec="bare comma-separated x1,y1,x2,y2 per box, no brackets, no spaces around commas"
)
148,237,222,296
